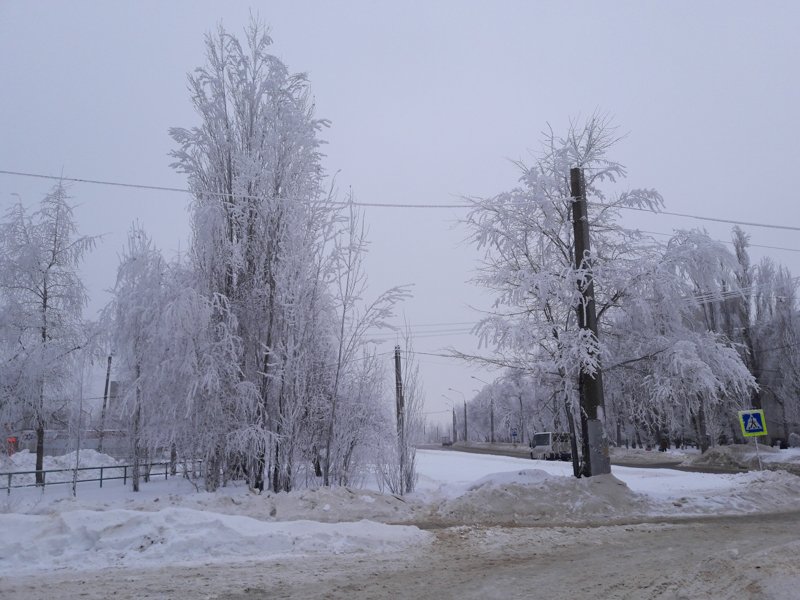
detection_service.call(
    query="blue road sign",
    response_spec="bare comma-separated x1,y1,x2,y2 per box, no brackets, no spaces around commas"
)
738,409,767,437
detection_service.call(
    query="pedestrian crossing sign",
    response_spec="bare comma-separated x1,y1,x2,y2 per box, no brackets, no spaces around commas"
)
738,409,767,437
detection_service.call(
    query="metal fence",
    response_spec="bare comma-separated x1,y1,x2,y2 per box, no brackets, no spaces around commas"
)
1,460,203,495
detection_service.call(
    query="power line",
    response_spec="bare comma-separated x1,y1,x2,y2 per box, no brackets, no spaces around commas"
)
630,228,800,255
0,169,472,209
364,328,474,341
4,169,800,233
365,320,476,331
607,202,800,233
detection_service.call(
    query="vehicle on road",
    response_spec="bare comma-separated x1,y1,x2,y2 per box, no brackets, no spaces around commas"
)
529,432,571,461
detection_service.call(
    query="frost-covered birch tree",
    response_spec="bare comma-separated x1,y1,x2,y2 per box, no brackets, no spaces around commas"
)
0,184,95,484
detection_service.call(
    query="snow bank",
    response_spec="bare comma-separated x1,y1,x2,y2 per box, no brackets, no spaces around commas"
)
434,469,653,525
655,469,800,515
682,444,800,475
3,449,123,471
6,447,800,578
134,485,421,524
0,507,431,576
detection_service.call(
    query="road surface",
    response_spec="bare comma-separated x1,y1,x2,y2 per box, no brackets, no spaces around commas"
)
4,511,799,599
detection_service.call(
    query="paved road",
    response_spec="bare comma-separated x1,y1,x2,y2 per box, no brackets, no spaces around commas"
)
418,443,749,474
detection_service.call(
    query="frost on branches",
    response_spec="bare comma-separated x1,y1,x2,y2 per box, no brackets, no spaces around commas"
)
463,116,757,456
0,184,96,484
103,21,411,493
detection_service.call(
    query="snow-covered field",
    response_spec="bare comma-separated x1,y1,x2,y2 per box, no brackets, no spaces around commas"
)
3,447,800,581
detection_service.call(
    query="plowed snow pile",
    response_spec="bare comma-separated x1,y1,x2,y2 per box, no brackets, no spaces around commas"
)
0,507,431,576
153,486,422,523
5,448,800,578
435,469,653,525
682,444,800,475
657,469,800,515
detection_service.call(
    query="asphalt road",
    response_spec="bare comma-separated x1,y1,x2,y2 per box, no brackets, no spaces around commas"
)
417,443,749,474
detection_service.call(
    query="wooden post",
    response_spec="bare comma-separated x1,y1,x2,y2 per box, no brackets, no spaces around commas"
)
570,167,611,476
394,345,406,494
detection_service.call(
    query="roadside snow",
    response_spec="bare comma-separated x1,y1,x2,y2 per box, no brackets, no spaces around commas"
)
4,446,800,576
0,507,430,575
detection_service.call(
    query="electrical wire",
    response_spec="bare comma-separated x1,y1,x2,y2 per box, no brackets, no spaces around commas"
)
0,169,473,209
628,228,800,255
4,168,800,233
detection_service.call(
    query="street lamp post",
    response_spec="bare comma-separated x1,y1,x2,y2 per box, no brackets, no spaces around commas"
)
448,388,467,442
441,394,457,443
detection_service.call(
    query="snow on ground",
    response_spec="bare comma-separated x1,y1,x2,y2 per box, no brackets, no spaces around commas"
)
0,507,429,576
413,448,800,523
1,449,125,486
682,443,800,474
609,445,699,465
3,446,800,576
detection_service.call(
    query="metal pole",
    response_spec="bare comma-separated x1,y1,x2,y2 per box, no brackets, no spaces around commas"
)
754,438,763,471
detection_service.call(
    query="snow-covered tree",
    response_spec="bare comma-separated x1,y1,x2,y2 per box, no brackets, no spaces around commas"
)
750,259,800,441
106,225,168,491
0,184,95,483
167,20,408,493
603,229,757,451
463,116,757,460
462,115,660,471
169,19,333,491
323,199,410,485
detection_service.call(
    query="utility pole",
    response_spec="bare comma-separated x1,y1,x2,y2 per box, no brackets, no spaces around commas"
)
490,396,495,444
394,345,406,493
570,167,611,477
98,354,112,454
463,401,468,442
452,405,457,443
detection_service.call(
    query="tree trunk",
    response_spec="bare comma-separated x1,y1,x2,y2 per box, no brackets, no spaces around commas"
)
695,400,711,454
170,443,177,476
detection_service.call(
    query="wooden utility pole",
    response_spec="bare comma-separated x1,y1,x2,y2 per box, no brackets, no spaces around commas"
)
394,345,406,493
570,167,611,476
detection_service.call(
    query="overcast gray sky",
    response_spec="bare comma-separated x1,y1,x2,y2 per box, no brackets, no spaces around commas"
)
2,1,799,426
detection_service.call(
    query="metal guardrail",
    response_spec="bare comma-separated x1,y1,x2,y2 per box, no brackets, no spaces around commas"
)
1,460,203,495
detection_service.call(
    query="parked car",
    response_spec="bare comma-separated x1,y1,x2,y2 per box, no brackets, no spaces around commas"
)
529,432,572,461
